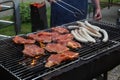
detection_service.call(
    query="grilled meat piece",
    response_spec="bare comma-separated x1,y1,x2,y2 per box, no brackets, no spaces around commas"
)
45,50,79,67
13,36,35,44
27,33,38,40
28,33,52,43
51,27,69,34
36,31,52,36
57,40,82,49
45,54,67,68
22,44,45,57
67,40,82,49
62,50,79,59
36,35,52,43
53,33,74,42
51,32,61,41
27,32,74,43
56,39,72,46
45,43,69,53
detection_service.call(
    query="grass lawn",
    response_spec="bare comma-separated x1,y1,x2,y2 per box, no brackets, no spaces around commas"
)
0,22,32,36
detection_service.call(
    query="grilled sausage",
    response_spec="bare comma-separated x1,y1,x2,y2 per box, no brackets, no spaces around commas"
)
99,29,109,42
76,21,86,27
77,21,101,38
84,20,100,31
71,30,88,43
84,27,102,38
78,27,96,43
67,25,79,29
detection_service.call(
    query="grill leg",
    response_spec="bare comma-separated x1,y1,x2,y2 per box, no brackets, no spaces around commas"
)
92,72,108,80
103,72,108,80
93,75,104,80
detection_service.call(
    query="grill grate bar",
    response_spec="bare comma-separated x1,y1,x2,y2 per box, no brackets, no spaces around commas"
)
12,66,28,73
11,60,46,80
0,52,23,68
0,52,21,60
16,66,49,80
21,74,37,80
17,71,35,79
8,64,26,71
77,41,117,58
85,42,118,60
15,61,45,73
116,38,120,42
2,58,23,68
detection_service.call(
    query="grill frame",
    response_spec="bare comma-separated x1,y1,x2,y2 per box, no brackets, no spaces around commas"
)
0,20,120,80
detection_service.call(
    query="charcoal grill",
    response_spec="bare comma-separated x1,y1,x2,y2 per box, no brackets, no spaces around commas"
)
0,20,120,80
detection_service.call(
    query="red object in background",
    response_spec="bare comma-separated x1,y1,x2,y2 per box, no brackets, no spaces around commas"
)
31,2,45,8
30,2,48,32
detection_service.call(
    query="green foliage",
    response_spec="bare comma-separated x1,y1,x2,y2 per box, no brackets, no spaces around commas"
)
0,23,32,36
46,7,51,27
0,15,13,21
20,2,31,23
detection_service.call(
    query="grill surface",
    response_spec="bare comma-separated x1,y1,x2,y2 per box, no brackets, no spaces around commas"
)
0,20,120,80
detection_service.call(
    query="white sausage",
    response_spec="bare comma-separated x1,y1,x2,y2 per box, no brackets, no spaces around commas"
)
67,25,79,29
99,29,109,42
84,20,100,31
74,29,88,42
76,21,86,27
84,27,102,38
78,27,96,43
71,30,88,43
77,21,101,38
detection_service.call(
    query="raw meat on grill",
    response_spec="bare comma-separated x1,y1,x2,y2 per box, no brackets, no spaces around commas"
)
45,43,69,53
13,36,35,44
45,50,79,67
22,44,45,57
51,27,69,34
57,40,82,49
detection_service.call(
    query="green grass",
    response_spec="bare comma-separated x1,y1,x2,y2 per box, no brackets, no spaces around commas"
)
19,23,32,34
100,0,108,2
47,7,51,27
0,23,31,36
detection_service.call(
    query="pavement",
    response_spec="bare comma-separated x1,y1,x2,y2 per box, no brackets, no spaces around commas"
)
108,65,120,80
88,5,120,25
100,5,120,25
